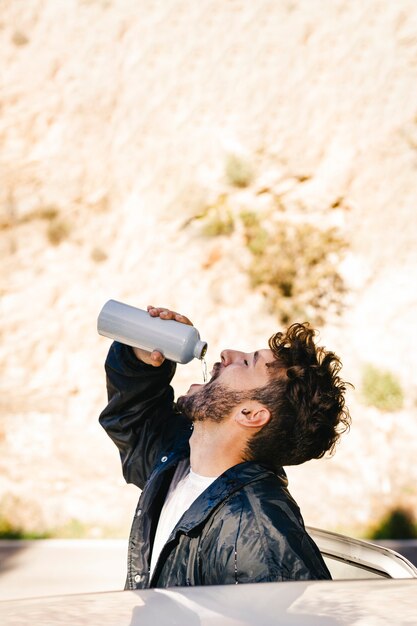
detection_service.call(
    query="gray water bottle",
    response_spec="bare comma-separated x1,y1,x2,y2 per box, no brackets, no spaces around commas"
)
97,300,207,364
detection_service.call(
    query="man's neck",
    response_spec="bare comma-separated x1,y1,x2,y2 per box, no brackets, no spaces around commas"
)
189,421,245,477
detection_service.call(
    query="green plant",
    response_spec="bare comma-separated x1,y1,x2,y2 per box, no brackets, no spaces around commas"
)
361,364,404,412
240,211,268,255
202,211,234,237
0,494,50,539
369,507,417,540
0,516,50,540
242,214,346,325
225,154,253,188
201,195,235,237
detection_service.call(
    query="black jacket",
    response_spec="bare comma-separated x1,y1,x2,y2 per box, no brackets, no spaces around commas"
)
99,342,331,588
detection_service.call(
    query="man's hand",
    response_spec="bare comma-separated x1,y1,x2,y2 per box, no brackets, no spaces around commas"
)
133,306,193,367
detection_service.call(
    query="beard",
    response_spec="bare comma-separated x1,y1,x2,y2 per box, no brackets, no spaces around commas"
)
176,371,248,423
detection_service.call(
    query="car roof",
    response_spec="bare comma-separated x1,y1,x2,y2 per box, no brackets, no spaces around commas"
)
0,579,417,626
307,526,417,579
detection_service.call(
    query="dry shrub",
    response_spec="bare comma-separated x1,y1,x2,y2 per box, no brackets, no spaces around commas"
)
225,154,254,188
91,247,108,262
242,211,346,325
200,195,235,237
46,217,72,245
361,364,404,412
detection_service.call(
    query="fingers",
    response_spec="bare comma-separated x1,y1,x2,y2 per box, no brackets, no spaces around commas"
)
150,350,165,367
132,346,165,366
147,306,193,326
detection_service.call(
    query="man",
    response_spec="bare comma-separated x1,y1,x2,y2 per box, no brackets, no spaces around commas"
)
99,306,351,589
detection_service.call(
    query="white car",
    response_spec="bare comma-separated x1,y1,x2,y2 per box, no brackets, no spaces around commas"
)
0,528,416,625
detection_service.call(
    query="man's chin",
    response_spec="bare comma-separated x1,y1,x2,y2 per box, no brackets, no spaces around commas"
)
182,370,220,398
184,383,204,396
177,379,239,425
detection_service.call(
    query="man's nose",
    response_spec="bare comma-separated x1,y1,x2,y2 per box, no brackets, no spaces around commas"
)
220,350,246,366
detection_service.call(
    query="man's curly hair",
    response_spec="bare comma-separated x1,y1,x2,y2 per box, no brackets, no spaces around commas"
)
245,323,351,470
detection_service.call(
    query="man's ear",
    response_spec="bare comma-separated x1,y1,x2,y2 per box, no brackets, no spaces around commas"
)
235,403,271,429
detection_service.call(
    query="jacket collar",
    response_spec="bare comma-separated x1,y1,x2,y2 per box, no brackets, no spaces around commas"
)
166,460,288,537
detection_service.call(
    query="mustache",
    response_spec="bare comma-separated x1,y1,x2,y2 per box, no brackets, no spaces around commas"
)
209,362,222,382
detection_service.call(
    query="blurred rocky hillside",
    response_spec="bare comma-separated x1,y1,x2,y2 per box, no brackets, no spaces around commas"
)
1,0,417,536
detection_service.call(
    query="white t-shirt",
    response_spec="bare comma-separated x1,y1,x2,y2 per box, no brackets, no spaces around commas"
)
149,464,217,578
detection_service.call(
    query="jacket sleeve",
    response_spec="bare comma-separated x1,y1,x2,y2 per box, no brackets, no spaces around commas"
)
99,342,190,489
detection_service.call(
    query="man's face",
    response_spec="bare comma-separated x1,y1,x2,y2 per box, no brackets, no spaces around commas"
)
191,348,274,394
176,348,275,422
